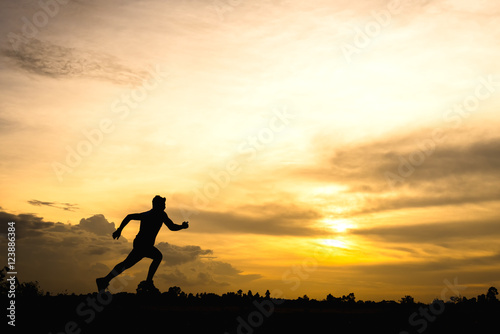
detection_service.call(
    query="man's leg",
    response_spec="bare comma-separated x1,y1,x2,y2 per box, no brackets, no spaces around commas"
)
145,247,163,282
97,249,143,290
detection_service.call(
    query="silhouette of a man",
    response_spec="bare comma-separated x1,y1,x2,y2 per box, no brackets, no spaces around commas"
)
96,195,188,291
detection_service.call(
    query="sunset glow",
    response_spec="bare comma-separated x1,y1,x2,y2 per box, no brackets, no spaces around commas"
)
1,0,500,303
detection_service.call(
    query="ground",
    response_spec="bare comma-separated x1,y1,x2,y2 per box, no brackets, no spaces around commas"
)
6,292,499,334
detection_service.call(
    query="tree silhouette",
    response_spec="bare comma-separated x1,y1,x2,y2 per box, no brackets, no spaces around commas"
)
18,280,43,298
0,266,8,295
1,266,43,297
136,280,160,296
298,294,309,302
486,287,498,302
450,295,465,304
167,285,182,297
477,294,487,303
326,293,343,303
399,295,415,304
342,293,355,303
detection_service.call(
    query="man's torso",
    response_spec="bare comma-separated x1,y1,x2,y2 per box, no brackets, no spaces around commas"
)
134,210,167,247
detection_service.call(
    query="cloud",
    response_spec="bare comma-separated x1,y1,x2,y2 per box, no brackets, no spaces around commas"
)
295,127,500,216
328,130,498,188
77,214,116,236
210,260,262,282
157,269,230,288
211,261,242,276
352,218,500,244
0,211,56,238
3,38,148,85
156,260,261,288
28,199,79,212
0,210,251,294
342,251,500,286
156,242,213,265
154,244,262,288
175,203,325,236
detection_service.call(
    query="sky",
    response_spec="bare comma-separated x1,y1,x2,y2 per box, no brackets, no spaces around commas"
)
0,0,499,302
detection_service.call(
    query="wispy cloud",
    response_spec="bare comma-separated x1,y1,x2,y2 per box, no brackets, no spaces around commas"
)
28,199,79,212
352,218,500,244
174,202,325,236
3,38,148,85
293,127,500,216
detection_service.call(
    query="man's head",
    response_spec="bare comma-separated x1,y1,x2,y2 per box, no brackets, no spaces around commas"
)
152,195,166,210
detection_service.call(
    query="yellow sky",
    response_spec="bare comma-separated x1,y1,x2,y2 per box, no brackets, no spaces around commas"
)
1,0,500,302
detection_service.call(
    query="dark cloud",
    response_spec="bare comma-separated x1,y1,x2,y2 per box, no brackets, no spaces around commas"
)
28,199,79,211
352,187,500,216
209,261,262,282
341,251,500,287
0,210,248,294
321,130,500,189
156,269,189,286
211,261,242,276
194,271,230,287
157,242,213,266
86,246,112,256
157,269,230,288
77,214,116,236
0,211,55,238
177,203,325,236
3,38,148,85
157,260,261,288
352,218,500,244
297,128,500,216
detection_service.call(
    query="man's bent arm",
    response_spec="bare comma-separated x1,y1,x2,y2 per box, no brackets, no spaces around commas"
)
164,216,188,231
117,213,141,231
113,213,141,239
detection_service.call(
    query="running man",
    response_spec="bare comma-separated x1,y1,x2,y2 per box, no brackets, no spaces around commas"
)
96,195,189,291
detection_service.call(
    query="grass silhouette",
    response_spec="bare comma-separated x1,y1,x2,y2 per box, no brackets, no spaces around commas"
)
2,273,498,334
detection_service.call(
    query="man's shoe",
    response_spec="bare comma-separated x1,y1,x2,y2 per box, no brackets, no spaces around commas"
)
96,277,109,292
137,280,160,295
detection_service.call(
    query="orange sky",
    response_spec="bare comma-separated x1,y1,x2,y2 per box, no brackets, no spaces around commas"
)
1,0,500,302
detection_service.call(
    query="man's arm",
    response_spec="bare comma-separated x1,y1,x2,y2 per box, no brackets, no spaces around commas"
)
163,214,189,231
113,213,142,239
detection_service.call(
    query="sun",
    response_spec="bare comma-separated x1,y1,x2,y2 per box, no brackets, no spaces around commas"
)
323,218,355,233
321,239,348,249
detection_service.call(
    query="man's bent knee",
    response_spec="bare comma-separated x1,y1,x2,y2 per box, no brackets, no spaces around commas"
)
154,251,163,262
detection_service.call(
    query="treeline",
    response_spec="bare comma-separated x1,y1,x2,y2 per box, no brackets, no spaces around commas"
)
132,285,499,307
1,267,498,307
0,266,44,298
